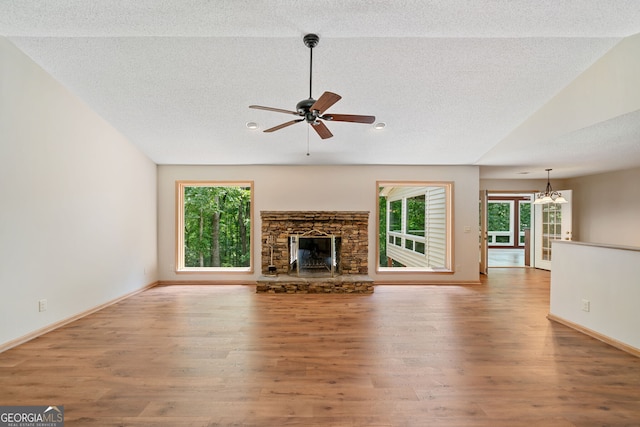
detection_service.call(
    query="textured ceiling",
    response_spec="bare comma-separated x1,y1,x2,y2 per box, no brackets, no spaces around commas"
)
2,1,640,179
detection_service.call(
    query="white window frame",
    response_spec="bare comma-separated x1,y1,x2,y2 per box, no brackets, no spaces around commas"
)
487,200,514,246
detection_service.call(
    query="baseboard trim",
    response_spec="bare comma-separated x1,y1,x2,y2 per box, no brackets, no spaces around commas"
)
158,279,482,286
0,281,158,354
157,280,257,286
373,280,482,286
547,313,640,358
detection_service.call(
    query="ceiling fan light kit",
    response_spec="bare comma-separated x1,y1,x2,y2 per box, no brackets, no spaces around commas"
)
249,33,375,139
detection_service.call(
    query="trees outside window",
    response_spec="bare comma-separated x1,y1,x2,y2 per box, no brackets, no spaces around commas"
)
177,181,252,271
487,201,513,245
519,201,531,245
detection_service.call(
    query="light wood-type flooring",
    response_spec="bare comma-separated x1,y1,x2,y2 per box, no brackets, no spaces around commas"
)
2,268,640,426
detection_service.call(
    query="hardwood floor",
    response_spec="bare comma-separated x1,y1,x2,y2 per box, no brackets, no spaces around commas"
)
2,269,640,426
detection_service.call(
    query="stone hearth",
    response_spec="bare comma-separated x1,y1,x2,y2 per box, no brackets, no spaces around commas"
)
256,275,374,294
258,211,373,293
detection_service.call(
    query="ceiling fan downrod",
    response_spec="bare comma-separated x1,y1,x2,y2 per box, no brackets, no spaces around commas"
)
303,34,319,100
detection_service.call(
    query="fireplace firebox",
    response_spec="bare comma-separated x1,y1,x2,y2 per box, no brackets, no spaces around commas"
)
290,233,341,277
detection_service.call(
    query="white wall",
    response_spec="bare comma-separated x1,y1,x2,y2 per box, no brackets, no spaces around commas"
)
550,241,640,351
158,165,480,284
0,38,158,347
566,167,640,246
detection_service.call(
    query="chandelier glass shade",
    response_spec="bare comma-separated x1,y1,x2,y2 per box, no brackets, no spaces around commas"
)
533,169,567,205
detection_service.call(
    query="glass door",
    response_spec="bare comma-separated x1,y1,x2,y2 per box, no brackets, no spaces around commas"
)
534,190,572,270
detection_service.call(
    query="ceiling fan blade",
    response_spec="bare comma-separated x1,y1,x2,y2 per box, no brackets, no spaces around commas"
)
310,120,333,139
310,91,342,114
321,114,376,124
249,105,299,115
264,119,304,133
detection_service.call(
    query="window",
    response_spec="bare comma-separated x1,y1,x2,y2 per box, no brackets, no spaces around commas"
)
487,200,514,246
378,182,453,272
518,200,531,246
389,200,402,233
176,181,253,272
406,195,426,237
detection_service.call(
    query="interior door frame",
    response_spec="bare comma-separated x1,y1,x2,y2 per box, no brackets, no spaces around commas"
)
479,190,488,275
482,190,538,270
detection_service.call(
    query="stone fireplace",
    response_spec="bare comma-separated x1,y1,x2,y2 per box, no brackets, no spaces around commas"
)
257,211,373,293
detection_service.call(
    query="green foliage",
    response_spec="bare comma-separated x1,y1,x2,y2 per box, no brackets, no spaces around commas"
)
519,202,531,231
184,186,251,267
406,195,425,237
379,195,387,265
487,202,511,231
389,200,402,231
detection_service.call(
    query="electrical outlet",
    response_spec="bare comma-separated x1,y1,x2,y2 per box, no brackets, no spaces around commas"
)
38,299,47,312
581,299,590,312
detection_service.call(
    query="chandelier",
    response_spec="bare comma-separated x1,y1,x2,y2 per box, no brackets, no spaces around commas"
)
533,169,567,205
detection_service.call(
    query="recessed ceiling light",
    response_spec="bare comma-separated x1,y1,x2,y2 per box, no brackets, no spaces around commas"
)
373,122,386,130
246,121,259,130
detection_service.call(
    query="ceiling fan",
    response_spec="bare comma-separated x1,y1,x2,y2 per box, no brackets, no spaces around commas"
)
249,33,375,139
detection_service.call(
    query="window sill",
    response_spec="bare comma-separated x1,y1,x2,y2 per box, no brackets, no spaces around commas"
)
377,267,454,274
176,267,253,274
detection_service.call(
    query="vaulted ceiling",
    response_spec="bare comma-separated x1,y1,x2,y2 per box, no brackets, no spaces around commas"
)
2,1,640,179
